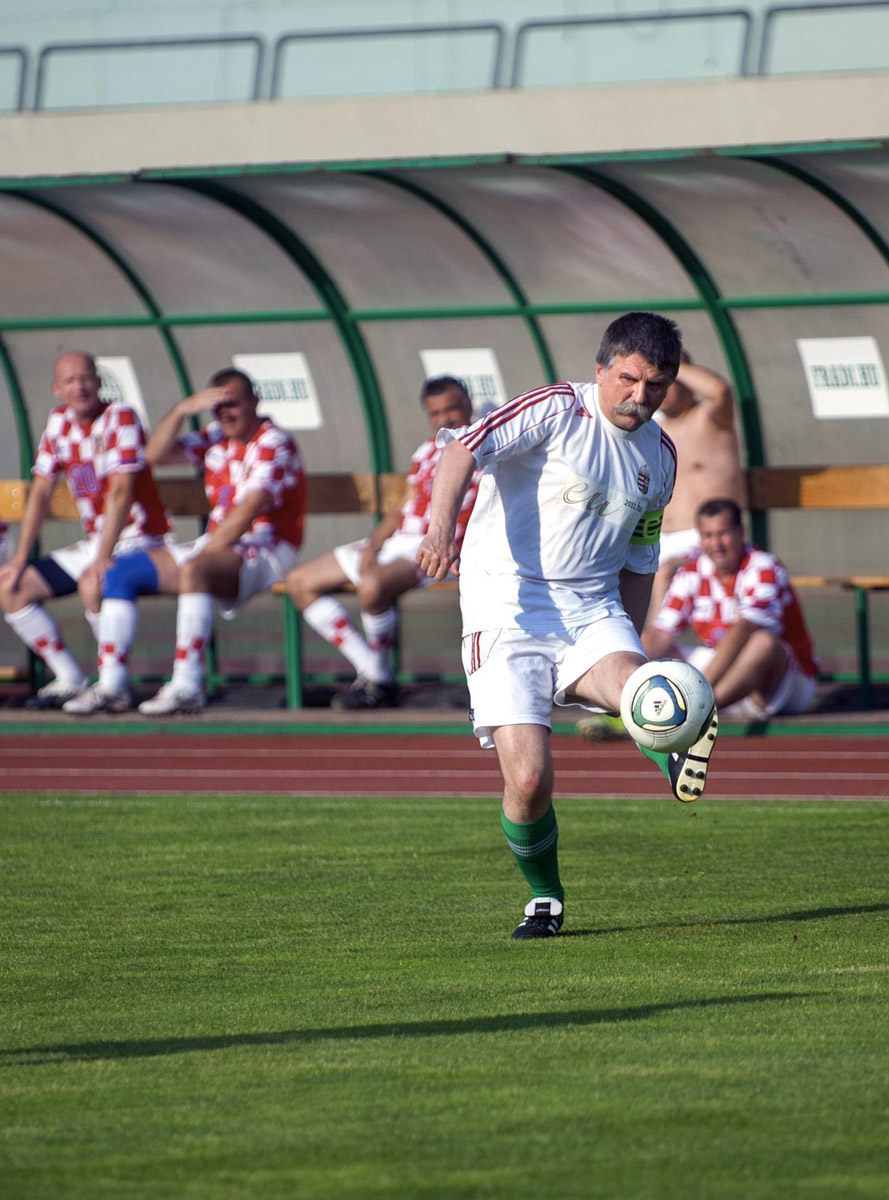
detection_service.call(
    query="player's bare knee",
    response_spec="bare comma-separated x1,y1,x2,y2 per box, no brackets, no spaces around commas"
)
286,566,317,610
178,559,206,593
356,577,385,610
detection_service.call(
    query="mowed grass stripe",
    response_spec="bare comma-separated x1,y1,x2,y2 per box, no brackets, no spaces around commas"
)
2,795,888,1200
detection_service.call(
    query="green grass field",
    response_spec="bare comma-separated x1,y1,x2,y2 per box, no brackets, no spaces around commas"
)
2,792,888,1199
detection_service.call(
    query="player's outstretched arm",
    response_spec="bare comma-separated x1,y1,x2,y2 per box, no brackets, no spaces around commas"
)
416,440,477,581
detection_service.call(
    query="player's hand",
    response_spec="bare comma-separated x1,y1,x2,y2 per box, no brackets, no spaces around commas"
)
416,532,460,581
0,557,26,594
180,387,232,418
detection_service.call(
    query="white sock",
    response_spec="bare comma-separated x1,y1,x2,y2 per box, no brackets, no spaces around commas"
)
359,607,397,683
98,599,138,694
84,609,101,641
5,603,87,687
302,596,377,679
170,592,215,694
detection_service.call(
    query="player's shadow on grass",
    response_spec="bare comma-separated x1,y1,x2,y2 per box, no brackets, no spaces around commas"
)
3,991,814,1067
566,899,889,938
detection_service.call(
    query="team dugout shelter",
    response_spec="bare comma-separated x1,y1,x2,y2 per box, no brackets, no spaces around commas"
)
0,70,888,696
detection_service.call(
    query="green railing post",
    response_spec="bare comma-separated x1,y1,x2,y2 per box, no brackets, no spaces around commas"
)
853,585,873,710
283,592,304,709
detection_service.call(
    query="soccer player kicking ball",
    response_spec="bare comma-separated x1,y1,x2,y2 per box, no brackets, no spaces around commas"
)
417,312,718,940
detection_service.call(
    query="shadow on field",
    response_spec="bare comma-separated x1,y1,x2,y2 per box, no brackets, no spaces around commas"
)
3,991,815,1066
570,900,889,938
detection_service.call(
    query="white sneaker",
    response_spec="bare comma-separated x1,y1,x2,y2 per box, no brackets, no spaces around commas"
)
138,682,206,717
27,679,87,710
63,683,131,715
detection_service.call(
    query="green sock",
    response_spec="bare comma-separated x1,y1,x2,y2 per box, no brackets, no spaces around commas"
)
500,806,564,902
637,743,671,781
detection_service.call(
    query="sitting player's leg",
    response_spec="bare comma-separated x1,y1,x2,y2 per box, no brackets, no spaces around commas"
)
138,548,240,716
63,549,170,715
330,557,418,710
0,551,89,707
288,550,385,697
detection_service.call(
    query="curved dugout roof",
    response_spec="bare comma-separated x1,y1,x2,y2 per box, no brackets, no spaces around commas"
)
1,150,888,572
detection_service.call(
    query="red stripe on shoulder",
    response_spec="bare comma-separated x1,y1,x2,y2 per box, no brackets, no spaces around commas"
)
659,428,677,466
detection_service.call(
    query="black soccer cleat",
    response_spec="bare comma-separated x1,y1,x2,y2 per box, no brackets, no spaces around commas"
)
667,707,719,802
330,677,401,712
511,897,564,939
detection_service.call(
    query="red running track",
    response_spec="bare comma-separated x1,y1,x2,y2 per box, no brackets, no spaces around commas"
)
0,733,887,800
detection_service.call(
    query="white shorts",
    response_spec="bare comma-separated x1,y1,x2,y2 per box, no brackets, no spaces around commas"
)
682,644,818,719
463,603,644,750
48,534,167,585
168,535,300,618
334,531,437,590
659,527,701,564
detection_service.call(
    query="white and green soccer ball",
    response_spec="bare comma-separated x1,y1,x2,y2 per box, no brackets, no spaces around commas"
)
619,659,715,753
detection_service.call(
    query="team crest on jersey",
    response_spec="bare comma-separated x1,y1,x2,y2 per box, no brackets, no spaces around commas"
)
93,435,105,455
637,465,651,495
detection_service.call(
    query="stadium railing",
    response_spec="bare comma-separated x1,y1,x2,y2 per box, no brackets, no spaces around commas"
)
1,463,888,708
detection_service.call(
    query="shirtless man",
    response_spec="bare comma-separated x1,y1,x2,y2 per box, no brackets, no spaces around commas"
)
649,353,746,618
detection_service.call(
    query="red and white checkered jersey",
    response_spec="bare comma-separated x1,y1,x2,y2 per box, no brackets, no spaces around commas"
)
397,437,481,547
655,545,818,677
182,416,306,549
442,382,677,632
32,402,170,543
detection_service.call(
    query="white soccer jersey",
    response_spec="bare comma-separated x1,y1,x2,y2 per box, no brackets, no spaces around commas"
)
442,382,677,633
32,402,169,543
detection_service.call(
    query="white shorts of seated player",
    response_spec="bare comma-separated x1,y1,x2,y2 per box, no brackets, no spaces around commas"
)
333,530,441,589
658,526,701,562
169,535,300,617
462,600,644,750
44,533,168,581
681,643,817,720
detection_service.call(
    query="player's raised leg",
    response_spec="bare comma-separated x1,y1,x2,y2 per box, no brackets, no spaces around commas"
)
620,661,718,802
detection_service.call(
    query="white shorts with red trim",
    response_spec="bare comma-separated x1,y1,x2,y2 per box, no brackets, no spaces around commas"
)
333,531,439,590
462,602,644,749
682,644,817,718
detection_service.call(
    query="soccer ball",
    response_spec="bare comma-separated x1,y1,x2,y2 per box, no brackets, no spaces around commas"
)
619,659,715,753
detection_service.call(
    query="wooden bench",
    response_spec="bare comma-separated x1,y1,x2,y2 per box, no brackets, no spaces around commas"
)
0,472,407,700
747,465,889,709
1,463,888,709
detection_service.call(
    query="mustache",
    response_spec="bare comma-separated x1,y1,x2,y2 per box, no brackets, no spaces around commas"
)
614,400,655,421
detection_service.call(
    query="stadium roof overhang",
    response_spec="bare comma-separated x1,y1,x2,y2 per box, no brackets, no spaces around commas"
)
1,73,888,571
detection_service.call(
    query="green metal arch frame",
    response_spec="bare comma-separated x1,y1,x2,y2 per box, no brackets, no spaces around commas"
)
370,169,558,386
0,334,34,476
174,179,393,475
9,189,195,400
559,163,768,545
750,156,889,271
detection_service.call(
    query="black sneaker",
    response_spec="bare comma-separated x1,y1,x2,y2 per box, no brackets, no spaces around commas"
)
511,898,564,940
667,708,719,802
330,677,401,712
